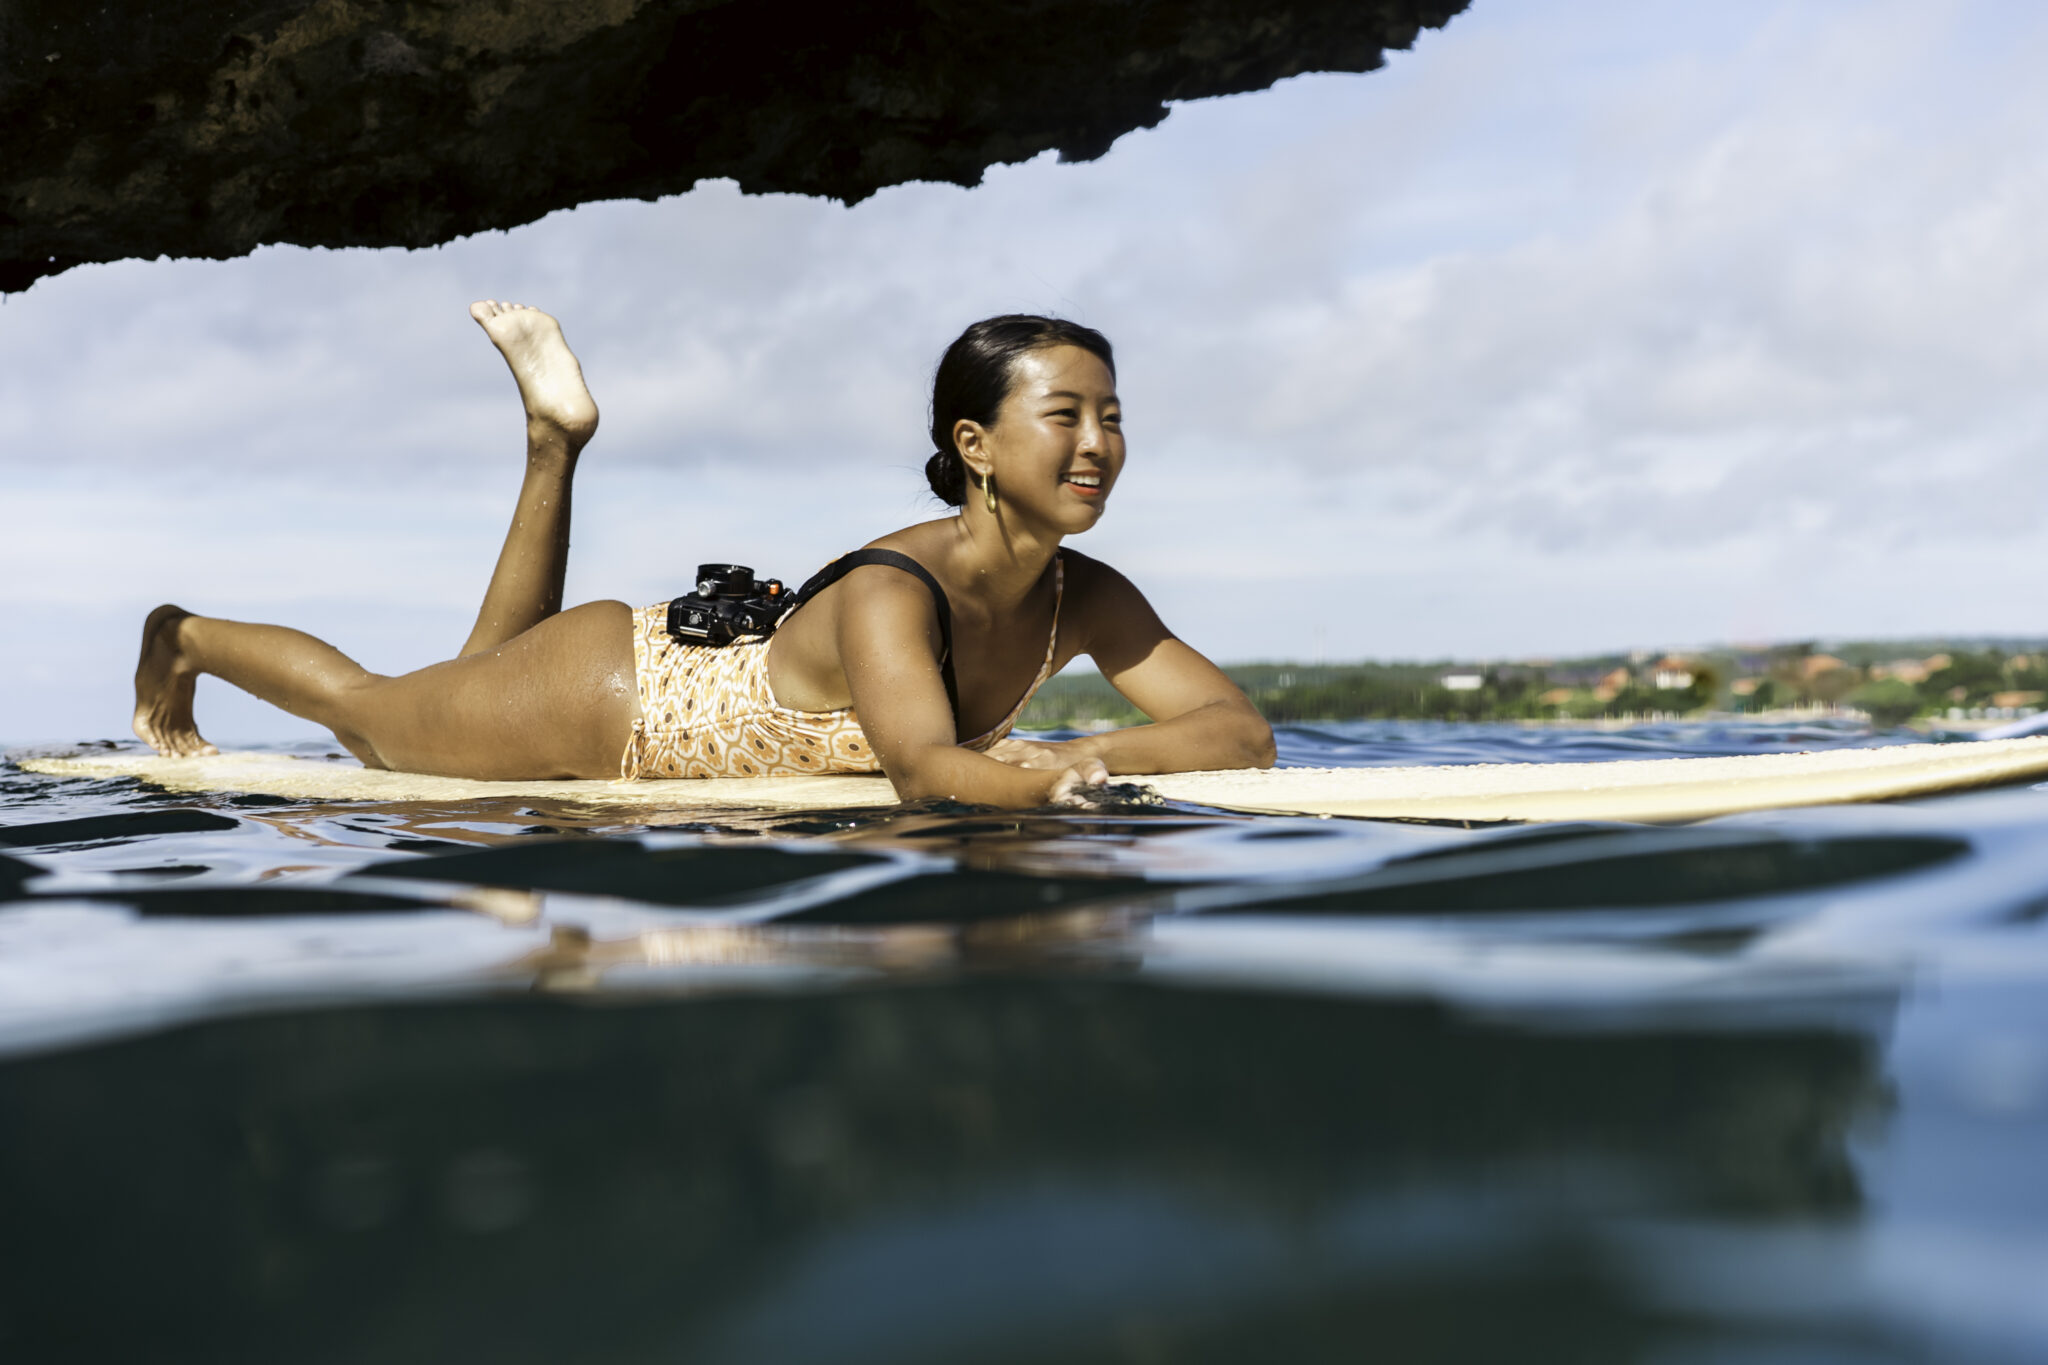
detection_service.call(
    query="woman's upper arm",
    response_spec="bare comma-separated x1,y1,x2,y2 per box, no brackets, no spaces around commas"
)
1069,555,1249,721
830,568,959,779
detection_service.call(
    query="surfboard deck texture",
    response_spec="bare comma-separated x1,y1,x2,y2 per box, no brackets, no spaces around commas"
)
19,737,2048,822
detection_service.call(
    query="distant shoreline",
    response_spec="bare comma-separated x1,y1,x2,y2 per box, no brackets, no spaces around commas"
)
1023,648,2048,732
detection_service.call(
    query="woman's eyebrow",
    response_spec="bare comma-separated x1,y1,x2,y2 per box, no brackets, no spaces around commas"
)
1039,389,1118,403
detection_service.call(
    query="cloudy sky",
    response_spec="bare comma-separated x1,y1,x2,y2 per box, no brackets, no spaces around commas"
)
6,0,2048,742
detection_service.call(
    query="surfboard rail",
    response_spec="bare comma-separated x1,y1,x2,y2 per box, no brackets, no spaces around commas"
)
18,737,2048,822
1147,738,2048,821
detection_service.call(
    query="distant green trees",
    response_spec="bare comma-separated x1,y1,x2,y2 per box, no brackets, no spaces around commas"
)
1926,650,2008,700
1015,646,2048,728
1022,662,1705,729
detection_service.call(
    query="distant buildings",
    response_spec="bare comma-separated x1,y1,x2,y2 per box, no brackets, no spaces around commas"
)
1591,667,1631,702
1798,654,1849,681
1870,653,1947,685
1648,656,1695,690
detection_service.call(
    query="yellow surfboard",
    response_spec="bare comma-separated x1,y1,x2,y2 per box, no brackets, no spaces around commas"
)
20,737,2048,822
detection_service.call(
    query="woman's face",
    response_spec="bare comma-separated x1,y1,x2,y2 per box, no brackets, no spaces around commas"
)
972,344,1124,534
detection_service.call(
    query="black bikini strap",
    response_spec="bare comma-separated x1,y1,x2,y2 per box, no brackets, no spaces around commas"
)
789,549,959,724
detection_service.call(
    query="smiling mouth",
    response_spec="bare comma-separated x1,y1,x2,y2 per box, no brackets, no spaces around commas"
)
1063,472,1105,497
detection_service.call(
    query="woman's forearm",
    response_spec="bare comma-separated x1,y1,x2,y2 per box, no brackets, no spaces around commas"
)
888,744,1072,808
1073,699,1275,774
885,701,1273,805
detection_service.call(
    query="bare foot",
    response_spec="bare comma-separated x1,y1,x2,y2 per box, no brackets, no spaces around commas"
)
132,605,217,758
469,300,599,454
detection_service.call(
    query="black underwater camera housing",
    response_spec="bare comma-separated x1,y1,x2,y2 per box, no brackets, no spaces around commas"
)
666,564,793,646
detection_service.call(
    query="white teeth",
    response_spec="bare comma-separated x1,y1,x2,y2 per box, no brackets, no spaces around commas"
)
1068,474,1101,486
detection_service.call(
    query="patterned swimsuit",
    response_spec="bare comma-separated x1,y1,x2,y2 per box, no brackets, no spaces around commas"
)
620,554,1063,780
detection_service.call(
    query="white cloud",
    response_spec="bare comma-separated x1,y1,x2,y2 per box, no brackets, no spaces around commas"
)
7,0,2048,739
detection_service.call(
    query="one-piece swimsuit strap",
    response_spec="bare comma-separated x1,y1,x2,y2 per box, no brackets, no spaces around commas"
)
785,549,962,725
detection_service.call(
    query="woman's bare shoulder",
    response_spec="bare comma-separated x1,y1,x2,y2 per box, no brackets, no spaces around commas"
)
1059,548,1139,601
780,527,947,643
1054,552,1165,661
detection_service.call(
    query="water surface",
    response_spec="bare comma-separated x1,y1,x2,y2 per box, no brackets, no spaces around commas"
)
4,721,2045,1362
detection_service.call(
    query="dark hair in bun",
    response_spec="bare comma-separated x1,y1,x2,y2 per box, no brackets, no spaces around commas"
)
925,315,1116,505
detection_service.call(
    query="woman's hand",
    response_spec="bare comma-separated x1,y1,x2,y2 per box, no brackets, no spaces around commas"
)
1048,757,1111,806
989,736,1112,805
984,735,1091,770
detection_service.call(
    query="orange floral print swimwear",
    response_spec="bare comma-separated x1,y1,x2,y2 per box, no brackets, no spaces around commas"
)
620,556,1062,780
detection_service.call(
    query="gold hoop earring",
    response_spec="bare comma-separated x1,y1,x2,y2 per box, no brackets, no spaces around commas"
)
983,472,998,514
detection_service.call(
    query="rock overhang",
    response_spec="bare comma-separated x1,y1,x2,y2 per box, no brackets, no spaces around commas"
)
3,0,1467,292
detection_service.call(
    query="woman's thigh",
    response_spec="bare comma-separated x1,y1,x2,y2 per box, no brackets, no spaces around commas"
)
358,600,640,779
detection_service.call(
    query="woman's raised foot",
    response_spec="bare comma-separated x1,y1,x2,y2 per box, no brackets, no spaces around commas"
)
132,605,217,758
470,301,599,454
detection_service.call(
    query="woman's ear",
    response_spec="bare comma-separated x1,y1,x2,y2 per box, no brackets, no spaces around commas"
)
953,418,993,486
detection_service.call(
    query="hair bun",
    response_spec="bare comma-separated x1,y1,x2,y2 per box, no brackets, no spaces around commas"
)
925,448,966,506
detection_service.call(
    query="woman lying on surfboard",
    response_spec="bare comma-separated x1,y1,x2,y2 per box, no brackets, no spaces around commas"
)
130,303,1275,808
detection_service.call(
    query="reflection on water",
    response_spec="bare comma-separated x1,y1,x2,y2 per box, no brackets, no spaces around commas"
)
0,986,1884,1364
3,723,2048,1361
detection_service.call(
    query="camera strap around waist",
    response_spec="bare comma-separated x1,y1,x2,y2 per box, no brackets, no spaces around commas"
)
786,549,959,725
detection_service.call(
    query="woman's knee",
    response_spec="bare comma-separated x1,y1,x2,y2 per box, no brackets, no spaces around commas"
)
316,673,400,751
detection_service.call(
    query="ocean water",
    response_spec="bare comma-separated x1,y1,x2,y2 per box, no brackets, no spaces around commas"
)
4,720,2047,1363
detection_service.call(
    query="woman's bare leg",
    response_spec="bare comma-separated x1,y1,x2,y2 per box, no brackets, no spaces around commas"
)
133,601,638,779
129,301,633,778
133,605,378,761
460,301,600,657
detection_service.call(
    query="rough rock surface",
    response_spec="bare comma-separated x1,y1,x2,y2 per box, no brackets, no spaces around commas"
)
3,0,1465,292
